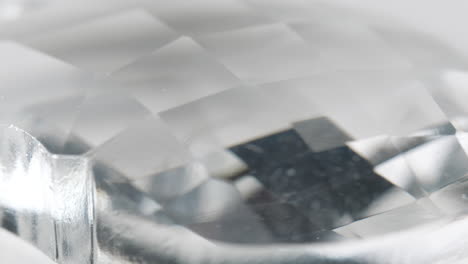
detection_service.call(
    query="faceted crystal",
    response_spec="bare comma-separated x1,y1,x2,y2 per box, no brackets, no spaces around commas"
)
1,1,468,264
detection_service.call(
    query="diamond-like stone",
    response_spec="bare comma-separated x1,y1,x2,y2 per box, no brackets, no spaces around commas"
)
1,1,468,264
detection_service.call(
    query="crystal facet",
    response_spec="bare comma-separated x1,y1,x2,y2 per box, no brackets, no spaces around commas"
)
1,1,468,264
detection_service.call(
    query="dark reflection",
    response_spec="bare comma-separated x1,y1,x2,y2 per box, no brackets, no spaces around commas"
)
1,209,18,234
247,201,342,243
231,127,393,231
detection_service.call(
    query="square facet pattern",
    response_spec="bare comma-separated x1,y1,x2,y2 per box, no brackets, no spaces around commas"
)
1,1,468,264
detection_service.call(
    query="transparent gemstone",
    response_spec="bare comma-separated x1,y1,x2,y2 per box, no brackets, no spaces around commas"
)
1,1,468,264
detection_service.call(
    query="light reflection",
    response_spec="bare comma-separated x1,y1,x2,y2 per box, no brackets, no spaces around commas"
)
0,2,23,20
0,126,51,214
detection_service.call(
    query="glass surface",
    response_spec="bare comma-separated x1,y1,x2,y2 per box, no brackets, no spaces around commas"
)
1,1,468,264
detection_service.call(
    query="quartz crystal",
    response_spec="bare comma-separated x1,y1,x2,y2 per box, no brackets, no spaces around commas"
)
1,1,468,264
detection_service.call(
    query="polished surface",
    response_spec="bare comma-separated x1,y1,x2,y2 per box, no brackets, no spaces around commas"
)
1,1,468,263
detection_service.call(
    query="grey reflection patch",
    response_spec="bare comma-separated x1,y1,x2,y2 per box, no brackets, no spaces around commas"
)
293,117,352,152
